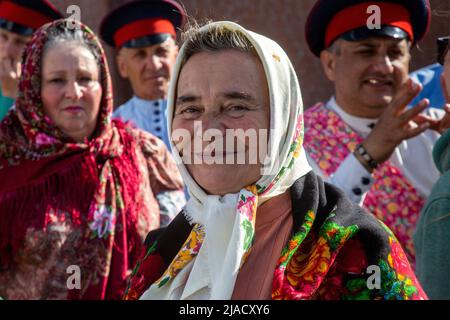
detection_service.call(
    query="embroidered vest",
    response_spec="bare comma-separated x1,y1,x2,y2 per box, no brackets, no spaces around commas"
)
303,103,424,263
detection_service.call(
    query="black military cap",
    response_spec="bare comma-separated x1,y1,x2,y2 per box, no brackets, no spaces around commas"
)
0,0,63,36
305,0,431,57
99,0,186,49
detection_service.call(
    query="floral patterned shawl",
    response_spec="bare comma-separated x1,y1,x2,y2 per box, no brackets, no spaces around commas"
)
0,19,183,299
124,21,426,301
125,171,427,300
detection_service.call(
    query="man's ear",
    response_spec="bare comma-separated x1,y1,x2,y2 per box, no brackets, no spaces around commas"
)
116,49,129,79
320,49,337,82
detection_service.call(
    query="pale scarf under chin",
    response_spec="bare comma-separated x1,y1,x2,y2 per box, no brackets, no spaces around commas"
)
184,193,242,299
140,21,311,300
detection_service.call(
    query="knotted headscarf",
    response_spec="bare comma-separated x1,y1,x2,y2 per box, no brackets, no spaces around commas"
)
0,19,155,288
141,21,311,300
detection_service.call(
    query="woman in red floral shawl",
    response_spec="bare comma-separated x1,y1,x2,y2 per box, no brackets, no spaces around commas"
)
0,19,185,300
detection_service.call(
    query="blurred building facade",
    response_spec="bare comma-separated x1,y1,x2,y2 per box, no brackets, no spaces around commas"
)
52,0,450,109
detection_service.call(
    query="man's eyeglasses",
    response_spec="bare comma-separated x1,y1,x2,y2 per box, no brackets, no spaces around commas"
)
437,36,450,65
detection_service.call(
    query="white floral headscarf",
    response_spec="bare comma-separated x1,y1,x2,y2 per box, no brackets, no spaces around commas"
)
141,21,311,300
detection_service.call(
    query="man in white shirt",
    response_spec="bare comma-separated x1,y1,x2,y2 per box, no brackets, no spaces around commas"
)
99,0,185,151
303,0,450,263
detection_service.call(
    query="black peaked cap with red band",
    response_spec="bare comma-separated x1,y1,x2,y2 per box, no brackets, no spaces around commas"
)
305,0,431,57
0,0,63,36
99,0,186,49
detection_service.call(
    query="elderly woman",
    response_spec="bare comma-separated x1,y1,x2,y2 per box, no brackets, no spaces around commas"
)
124,21,426,300
0,19,185,300
414,37,450,299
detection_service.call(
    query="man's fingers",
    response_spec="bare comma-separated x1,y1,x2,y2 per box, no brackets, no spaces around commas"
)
411,114,442,132
399,99,429,124
403,122,430,140
412,113,439,127
388,78,422,116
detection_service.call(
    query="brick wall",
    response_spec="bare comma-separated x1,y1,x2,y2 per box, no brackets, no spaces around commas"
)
52,0,450,109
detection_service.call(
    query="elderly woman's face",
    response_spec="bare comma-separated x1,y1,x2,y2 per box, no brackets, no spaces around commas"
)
173,49,270,195
41,43,102,142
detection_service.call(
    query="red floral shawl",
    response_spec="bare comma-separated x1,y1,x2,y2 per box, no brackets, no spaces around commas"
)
0,20,177,299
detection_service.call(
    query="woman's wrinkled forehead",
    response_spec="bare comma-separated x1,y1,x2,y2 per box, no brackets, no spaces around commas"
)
176,30,268,96
174,50,271,121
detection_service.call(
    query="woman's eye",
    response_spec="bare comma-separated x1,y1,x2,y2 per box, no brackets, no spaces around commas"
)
178,106,202,118
224,105,251,118
49,78,64,84
227,105,249,113
181,107,199,114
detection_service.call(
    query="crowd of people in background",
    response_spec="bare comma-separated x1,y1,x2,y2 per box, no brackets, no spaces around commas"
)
0,0,449,300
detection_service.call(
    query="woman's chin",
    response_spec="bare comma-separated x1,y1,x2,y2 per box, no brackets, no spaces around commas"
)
189,165,260,195
201,184,242,196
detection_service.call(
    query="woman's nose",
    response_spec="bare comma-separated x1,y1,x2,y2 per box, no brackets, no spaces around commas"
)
200,114,228,135
65,81,83,100
193,117,227,153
